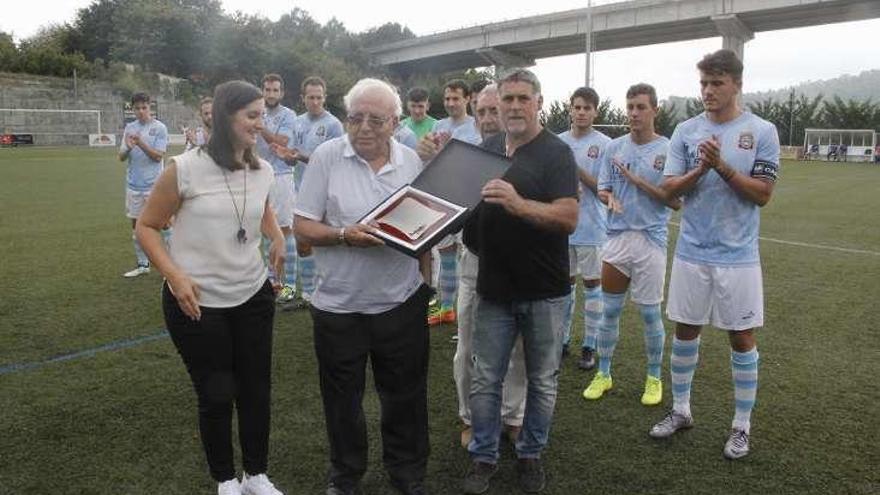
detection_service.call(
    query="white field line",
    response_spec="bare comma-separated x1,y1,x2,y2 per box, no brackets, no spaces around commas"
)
668,221,880,257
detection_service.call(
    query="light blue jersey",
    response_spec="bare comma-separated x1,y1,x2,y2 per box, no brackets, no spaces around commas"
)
559,128,612,246
433,116,481,145
256,104,297,175
292,110,343,187
597,134,671,249
394,123,419,150
120,119,168,192
665,111,780,266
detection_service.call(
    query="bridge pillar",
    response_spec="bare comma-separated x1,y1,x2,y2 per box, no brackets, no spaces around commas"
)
584,1,594,87
712,14,754,62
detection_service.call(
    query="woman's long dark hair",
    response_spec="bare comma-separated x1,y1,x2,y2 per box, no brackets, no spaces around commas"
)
205,80,262,170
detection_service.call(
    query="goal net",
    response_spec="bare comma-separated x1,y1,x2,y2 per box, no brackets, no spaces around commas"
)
0,108,103,146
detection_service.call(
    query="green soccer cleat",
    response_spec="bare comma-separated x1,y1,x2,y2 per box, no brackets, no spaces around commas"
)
582,372,613,400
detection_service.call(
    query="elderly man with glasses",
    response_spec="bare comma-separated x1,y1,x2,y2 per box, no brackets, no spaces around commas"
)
294,78,432,495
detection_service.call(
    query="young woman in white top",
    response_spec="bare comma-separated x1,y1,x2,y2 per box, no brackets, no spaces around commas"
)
136,80,286,495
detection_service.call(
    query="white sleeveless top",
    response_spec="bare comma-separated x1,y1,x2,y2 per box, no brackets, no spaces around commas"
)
169,148,274,307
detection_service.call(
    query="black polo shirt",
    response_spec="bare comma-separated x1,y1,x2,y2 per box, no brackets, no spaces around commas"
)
464,128,578,302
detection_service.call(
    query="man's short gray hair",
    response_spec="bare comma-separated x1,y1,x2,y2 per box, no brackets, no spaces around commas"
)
343,78,402,117
478,83,499,99
497,68,541,95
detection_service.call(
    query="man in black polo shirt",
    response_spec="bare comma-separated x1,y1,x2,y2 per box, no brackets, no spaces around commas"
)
462,69,579,494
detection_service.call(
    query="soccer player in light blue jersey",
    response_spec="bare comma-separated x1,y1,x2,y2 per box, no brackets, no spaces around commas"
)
583,84,681,407
255,73,297,304
281,76,343,307
649,49,780,460
416,79,479,326
118,92,168,278
557,87,611,370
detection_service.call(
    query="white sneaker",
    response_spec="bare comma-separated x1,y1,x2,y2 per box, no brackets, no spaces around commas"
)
723,428,750,459
241,473,283,495
218,478,242,495
649,409,694,438
123,266,150,278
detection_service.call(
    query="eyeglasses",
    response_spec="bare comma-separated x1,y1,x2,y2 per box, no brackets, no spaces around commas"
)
346,113,391,129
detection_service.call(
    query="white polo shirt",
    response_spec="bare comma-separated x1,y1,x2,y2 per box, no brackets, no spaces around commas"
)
294,135,424,314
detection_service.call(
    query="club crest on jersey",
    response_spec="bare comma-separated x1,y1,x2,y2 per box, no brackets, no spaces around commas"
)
653,154,666,171
148,127,157,136
738,132,754,150
587,145,600,159
316,125,326,138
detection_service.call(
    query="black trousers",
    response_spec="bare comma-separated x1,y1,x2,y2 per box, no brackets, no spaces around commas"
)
164,280,275,482
311,284,432,488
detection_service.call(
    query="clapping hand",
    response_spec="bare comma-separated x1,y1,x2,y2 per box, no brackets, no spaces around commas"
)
698,136,721,169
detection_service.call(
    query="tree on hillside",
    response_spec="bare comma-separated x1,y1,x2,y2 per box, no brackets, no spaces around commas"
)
358,22,415,47
821,96,878,130
685,97,704,118
541,101,570,134
655,100,680,137
0,32,18,72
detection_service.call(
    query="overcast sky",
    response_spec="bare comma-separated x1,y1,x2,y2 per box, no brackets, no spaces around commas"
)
4,0,879,108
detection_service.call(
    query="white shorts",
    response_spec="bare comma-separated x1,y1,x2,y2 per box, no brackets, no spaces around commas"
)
602,231,666,305
569,245,602,281
270,173,296,228
126,189,150,219
666,257,764,331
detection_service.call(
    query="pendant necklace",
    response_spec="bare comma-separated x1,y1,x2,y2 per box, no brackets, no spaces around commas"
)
222,165,248,244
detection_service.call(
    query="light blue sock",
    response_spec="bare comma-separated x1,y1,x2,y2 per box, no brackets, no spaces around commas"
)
582,285,602,350
300,254,316,298
284,234,297,288
671,336,701,417
439,249,457,310
731,347,759,434
638,303,666,378
597,291,626,376
562,283,576,347
132,232,149,267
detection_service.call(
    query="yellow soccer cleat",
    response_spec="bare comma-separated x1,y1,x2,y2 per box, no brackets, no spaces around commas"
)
582,372,613,400
641,375,663,406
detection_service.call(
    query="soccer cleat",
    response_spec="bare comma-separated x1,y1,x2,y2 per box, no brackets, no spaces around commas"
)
275,285,295,304
427,304,442,326
462,461,498,495
123,265,150,278
649,410,694,438
577,347,596,370
440,307,457,324
516,458,546,493
641,376,663,406
218,478,242,495
723,428,750,460
582,372,613,400
241,473,283,495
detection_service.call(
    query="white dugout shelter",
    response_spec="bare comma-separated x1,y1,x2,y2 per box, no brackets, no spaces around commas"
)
803,128,876,162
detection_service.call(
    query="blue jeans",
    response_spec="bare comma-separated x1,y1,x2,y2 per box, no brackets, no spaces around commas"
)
468,294,568,463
